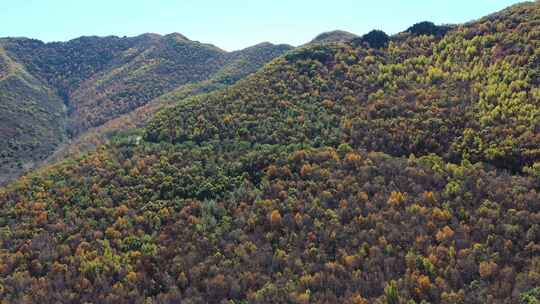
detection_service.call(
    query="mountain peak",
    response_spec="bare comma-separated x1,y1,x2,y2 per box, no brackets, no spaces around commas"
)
137,32,162,39
164,32,189,41
309,30,358,44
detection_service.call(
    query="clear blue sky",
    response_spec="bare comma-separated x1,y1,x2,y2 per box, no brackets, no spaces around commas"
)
0,0,526,51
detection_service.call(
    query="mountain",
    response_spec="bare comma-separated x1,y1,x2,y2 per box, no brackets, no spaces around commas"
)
64,34,228,135
309,30,358,44
0,34,293,184
1,2,540,303
147,2,540,173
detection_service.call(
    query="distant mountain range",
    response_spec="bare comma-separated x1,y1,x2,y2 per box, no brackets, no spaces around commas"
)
0,33,294,184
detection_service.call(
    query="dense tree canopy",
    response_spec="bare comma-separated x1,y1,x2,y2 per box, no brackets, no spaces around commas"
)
406,21,452,37
1,2,540,303
1,136,540,303
357,30,390,48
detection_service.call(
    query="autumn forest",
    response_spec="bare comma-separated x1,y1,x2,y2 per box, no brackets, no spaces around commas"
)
1,2,540,303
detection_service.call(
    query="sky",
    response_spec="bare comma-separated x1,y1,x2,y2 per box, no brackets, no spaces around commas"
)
0,0,526,51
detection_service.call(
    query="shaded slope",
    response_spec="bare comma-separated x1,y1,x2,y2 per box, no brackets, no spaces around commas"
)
0,47,66,185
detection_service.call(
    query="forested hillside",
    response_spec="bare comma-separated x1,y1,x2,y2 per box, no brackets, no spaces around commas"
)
45,42,293,163
0,46,66,185
0,34,292,185
148,2,540,172
1,2,540,303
